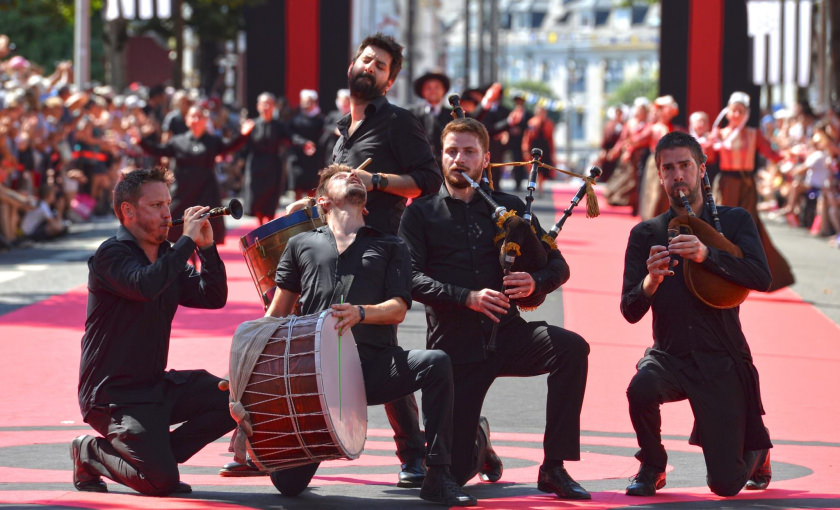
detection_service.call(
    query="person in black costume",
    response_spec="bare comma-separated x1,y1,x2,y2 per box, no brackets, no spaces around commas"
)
241,92,295,225
137,105,254,245
399,117,591,500
287,89,324,198
620,131,773,497
71,167,234,496
409,70,452,169
319,88,350,166
257,164,476,506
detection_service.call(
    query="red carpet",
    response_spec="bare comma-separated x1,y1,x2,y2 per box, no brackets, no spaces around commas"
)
1,184,839,508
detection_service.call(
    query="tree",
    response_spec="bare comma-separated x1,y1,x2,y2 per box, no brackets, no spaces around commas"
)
606,73,658,108
0,0,106,82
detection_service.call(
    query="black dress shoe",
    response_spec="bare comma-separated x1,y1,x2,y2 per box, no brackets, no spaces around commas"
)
745,449,771,490
625,464,666,496
70,435,108,493
419,466,477,507
478,416,502,482
172,481,192,494
219,459,266,477
397,457,426,488
537,465,591,500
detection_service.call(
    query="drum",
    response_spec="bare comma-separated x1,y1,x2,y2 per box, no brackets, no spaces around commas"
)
241,311,367,472
240,207,325,308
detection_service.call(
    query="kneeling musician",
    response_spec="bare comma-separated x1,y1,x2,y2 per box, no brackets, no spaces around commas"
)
262,164,476,507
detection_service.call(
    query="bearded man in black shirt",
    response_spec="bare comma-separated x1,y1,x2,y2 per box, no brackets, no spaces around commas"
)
399,118,591,500
71,167,234,496
620,131,773,497
279,32,440,488
263,164,476,507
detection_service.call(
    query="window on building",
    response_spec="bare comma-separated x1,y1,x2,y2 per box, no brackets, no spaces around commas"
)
605,60,623,93
572,110,586,141
595,9,610,26
570,59,586,93
632,6,648,25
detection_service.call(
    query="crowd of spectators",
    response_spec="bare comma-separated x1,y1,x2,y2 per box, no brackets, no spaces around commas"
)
599,94,840,250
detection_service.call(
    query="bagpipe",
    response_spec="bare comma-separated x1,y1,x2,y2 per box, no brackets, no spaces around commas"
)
447,94,602,313
668,174,749,309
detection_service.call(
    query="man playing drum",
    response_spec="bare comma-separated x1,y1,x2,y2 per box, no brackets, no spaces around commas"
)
262,163,476,506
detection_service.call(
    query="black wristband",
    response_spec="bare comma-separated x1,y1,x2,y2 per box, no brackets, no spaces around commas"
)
357,305,365,323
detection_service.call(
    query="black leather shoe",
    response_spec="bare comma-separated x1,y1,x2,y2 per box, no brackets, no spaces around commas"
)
397,457,426,488
70,435,108,493
625,464,666,496
219,459,266,477
745,449,771,490
537,465,591,500
420,466,477,507
269,462,320,497
478,416,502,482
172,481,192,494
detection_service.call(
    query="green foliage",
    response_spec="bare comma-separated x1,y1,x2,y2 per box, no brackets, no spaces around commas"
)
606,73,658,107
0,0,105,81
506,80,557,100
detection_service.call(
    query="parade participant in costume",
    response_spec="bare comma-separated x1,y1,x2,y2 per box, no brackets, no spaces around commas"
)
621,131,772,497
399,117,591,500
241,92,296,225
409,70,452,168
72,167,234,496
287,89,325,199
273,32,440,488
710,91,794,291
638,95,681,220
263,164,476,507
137,105,254,245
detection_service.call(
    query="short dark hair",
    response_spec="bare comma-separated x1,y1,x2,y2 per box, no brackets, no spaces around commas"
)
440,117,490,153
353,33,403,82
654,131,707,168
113,167,173,222
316,163,356,201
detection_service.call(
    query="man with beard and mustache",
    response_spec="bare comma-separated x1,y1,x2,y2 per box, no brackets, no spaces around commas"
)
620,131,773,497
247,33,435,488
261,164,476,506
399,118,592,500
71,167,234,496
333,32,442,488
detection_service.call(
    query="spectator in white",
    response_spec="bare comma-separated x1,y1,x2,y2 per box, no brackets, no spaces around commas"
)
21,183,66,241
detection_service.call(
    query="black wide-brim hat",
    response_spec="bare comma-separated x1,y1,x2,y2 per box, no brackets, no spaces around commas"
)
413,71,451,98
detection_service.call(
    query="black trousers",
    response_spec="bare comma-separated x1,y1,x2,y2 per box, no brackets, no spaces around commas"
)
80,369,235,496
449,318,589,486
273,346,454,488
384,395,425,465
627,351,766,496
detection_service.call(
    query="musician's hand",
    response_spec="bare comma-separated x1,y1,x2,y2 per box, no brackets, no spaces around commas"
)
330,303,361,332
182,205,213,248
646,245,672,284
466,289,510,322
668,234,708,263
284,197,315,216
503,271,535,299
241,119,256,136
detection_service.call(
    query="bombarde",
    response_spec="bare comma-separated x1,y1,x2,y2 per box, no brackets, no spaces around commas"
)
169,198,244,227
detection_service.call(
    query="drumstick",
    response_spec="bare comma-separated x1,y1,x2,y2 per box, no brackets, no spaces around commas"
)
339,295,344,420
356,158,373,172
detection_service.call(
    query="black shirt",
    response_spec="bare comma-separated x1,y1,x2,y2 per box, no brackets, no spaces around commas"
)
274,225,413,359
78,226,228,417
333,96,442,235
620,205,771,358
399,186,570,363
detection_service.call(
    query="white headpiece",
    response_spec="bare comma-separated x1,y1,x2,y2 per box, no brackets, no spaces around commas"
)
727,91,750,108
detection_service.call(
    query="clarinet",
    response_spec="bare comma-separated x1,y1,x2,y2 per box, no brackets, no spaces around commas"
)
547,166,602,239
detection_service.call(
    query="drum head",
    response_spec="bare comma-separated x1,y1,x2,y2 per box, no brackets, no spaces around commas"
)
315,311,367,458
